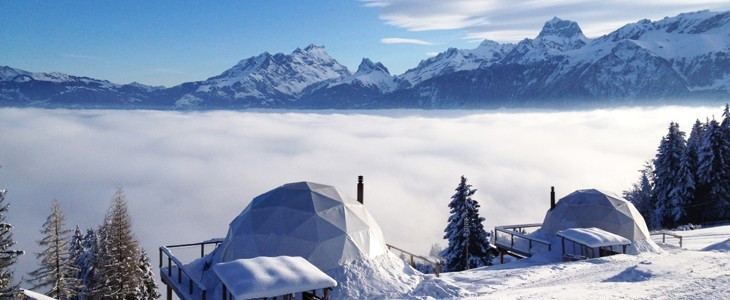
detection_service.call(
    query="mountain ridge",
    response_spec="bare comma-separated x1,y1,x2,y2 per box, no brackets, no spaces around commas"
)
2,10,729,109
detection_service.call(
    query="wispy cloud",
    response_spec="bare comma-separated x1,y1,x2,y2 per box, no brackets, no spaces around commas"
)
381,37,435,45
425,51,440,56
364,0,730,42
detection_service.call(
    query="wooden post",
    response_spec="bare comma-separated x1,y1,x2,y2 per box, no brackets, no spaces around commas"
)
159,248,163,268
662,233,666,244
222,284,227,300
324,287,330,300
680,236,683,248
435,262,441,278
499,249,504,264
410,254,414,267
166,285,172,300
168,257,172,277
201,244,205,258
561,237,565,255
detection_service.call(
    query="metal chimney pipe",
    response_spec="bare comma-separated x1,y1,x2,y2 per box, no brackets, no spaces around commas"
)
550,186,555,211
357,176,364,204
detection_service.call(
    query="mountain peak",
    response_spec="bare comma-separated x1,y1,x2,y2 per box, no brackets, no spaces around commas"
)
356,58,390,75
537,17,586,39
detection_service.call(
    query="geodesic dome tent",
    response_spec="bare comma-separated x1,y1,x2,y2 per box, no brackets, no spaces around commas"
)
540,189,656,252
216,181,387,271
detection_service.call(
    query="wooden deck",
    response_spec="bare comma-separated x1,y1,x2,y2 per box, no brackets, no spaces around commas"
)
494,223,552,263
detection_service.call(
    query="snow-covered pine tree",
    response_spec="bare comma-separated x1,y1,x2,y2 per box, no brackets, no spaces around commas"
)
27,199,82,299
92,187,142,299
137,249,160,299
623,161,654,223
697,118,730,223
652,122,689,228
76,229,97,300
68,226,84,298
0,188,22,298
685,119,705,223
441,176,493,272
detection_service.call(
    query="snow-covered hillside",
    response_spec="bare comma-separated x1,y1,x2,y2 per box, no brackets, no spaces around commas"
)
336,225,730,299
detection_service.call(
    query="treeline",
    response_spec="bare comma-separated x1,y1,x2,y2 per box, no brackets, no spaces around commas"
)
624,104,730,230
26,187,160,299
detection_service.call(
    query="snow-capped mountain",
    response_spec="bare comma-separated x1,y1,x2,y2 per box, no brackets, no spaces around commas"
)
400,40,514,85
0,66,159,107
296,58,405,108
386,10,730,108
163,44,351,108
1,10,729,109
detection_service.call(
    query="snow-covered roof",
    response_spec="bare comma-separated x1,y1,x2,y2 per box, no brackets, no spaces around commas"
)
212,256,337,299
557,227,631,248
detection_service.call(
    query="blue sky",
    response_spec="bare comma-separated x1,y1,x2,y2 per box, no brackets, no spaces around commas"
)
2,0,729,87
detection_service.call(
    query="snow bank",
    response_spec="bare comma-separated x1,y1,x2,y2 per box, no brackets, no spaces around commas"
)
701,238,730,252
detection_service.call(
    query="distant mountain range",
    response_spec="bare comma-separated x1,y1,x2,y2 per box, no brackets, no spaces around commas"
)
2,10,729,109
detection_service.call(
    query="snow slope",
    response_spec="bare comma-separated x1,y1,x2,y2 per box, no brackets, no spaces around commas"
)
334,225,730,299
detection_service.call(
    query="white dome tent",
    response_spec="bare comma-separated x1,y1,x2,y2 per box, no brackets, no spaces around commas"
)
540,189,660,253
217,181,388,271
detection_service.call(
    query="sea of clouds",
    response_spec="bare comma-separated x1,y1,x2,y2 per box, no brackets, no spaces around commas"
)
0,106,723,282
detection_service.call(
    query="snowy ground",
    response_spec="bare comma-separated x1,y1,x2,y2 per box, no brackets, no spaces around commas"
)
348,225,730,299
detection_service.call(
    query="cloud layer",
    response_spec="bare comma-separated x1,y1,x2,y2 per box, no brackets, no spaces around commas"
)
0,106,722,286
364,0,730,41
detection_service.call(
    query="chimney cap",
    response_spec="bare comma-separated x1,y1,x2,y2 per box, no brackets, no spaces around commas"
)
358,175,363,182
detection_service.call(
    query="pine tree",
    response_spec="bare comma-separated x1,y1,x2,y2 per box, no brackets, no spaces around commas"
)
27,199,82,299
441,176,493,272
77,229,98,299
652,122,690,228
93,187,142,299
685,119,705,224
137,249,160,299
68,226,84,298
0,188,22,298
697,118,730,222
623,161,654,224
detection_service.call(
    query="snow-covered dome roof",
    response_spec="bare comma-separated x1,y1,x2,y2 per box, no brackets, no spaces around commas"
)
217,181,387,271
541,189,658,252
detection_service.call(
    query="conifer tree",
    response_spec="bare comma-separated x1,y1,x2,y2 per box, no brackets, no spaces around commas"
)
623,162,653,223
697,118,730,222
77,229,97,299
0,187,22,298
652,122,689,228
27,199,81,299
441,176,493,272
68,226,84,298
93,187,142,299
685,120,705,223
137,249,160,299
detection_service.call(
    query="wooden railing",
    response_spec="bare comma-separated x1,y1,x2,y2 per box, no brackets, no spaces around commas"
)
494,223,551,258
651,231,683,248
159,238,224,300
386,244,441,277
